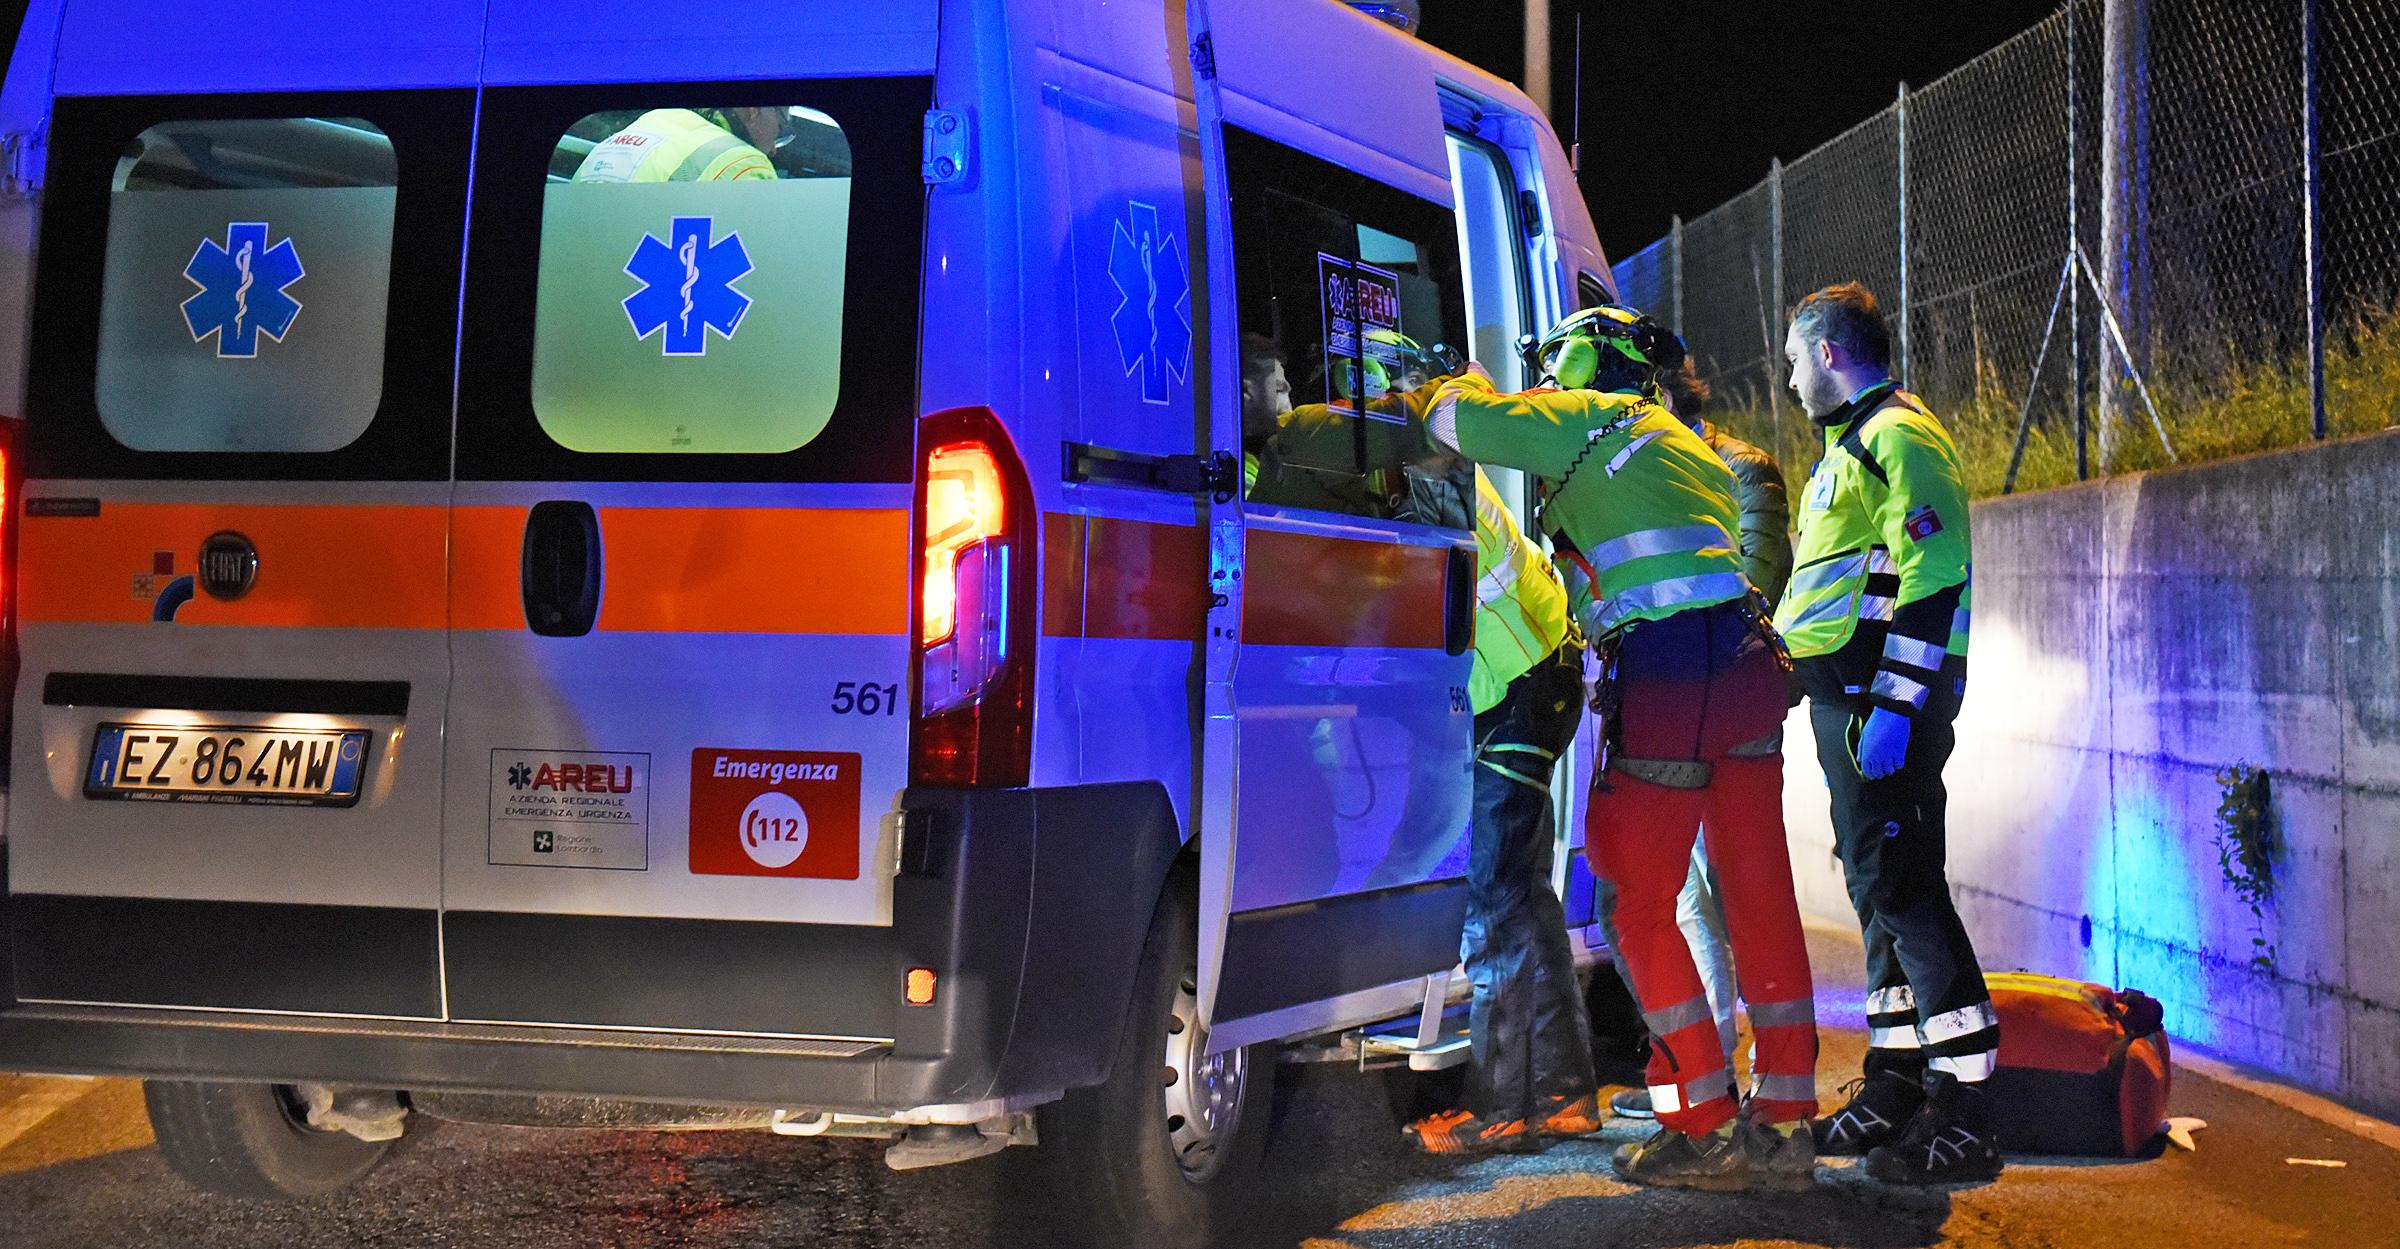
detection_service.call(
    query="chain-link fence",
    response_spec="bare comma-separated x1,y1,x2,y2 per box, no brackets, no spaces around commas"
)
1610,0,2400,496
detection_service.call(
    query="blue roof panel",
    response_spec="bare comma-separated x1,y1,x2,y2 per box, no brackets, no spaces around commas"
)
50,0,939,96
54,0,488,95
481,0,940,85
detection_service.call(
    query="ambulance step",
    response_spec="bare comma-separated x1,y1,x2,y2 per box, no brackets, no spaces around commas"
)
1351,1003,1473,1072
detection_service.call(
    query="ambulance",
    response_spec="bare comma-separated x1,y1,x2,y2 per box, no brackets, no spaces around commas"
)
0,0,1615,1242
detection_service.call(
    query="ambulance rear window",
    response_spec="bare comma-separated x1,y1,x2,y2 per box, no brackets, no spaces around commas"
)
529,106,853,454
94,117,397,453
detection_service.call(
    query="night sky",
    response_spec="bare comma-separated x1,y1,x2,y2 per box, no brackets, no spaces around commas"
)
1415,0,2061,261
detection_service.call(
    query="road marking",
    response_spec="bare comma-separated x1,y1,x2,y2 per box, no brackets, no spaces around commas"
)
0,1077,104,1153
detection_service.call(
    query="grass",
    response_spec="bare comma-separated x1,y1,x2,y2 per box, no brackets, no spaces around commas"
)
1702,307,2400,499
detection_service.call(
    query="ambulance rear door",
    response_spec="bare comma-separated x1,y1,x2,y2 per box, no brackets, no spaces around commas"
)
440,64,931,1036
8,72,476,1020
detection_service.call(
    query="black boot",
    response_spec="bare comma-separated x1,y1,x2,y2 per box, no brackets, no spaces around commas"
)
1865,1072,2005,1185
1808,1068,1923,1155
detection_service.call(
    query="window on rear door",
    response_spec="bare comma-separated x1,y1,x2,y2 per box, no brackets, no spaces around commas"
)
24,91,472,481
531,105,852,454
458,80,929,483
1225,128,1471,530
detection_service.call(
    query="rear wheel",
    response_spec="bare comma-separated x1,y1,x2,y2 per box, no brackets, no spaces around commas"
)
1039,866,1275,1249
144,1080,392,1200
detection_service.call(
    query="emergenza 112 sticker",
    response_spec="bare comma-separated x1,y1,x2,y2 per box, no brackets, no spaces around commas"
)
688,748,862,878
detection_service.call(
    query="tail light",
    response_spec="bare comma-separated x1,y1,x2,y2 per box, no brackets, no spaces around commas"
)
910,407,1035,787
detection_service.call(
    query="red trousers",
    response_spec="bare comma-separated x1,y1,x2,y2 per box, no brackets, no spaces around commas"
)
1588,603,1818,1135
1589,759,1819,1133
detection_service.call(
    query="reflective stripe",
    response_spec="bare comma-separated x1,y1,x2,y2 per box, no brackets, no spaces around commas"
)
1597,571,1749,631
1647,1080,1735,1117
672,133,766,181
1929,1050,1998,1081
1477,757,1551,793
1747,997,1816,1029
1477,556,1523,605
1783,588,1858,633
1644,995,1715,1037
1883,634,1948,671
1858,594,1897,621
1748,1073,1817,1104
1586,522,1728,568
1867,986,1918,1015
1787,551,1867,596
1951,605,1972,639
1868,1025,1923,1049
1871,670,1930,708
1920,1001,2000,1045
1868,547,1895,574
1481,742,1558,761
1606,429,1667,477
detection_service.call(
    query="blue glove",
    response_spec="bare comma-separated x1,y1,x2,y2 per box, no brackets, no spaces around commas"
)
1855,707,1912,780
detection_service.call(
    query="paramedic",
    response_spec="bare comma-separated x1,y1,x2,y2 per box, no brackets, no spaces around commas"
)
1428,306,1819,1192
1778,283,2001,1185
573,107,782,183
1400,447,1603,1154
1605,357,1795,1123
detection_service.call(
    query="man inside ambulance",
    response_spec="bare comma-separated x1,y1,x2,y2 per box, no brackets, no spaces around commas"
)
572,106,786,183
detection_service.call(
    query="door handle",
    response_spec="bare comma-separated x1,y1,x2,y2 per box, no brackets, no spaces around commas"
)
521,501,602,637
1443,544,1475,657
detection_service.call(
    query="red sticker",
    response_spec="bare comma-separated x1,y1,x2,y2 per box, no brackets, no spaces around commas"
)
688,749,862,879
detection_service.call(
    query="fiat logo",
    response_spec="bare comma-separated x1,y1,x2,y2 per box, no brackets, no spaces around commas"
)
198,531,259,601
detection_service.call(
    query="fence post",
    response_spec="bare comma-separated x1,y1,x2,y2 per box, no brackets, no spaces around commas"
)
1769,159,1785,439
2099,0,2153,471
1896,81,1911,391
1670,214,1685,336
2070,3,2089,481
2303,0,2327,440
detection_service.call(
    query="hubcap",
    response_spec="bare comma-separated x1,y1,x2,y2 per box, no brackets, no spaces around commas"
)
1162,968,1245,1183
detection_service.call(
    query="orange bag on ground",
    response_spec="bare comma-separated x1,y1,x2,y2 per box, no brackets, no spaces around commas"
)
1984,971,2172,1157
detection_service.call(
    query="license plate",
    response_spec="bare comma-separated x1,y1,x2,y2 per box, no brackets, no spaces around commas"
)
85,724,371,807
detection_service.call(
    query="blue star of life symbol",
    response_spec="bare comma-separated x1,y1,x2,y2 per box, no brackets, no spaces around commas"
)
1107,201,1192,406
623,216,753,356
182,222,305,359
508,763,533,790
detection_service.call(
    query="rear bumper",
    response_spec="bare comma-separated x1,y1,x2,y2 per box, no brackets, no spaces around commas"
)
0,782,1184,1115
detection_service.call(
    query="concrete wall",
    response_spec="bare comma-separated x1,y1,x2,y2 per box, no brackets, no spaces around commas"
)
1779,428,2400,1120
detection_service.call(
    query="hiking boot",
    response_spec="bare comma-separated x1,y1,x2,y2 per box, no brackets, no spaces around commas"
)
1739,1118,1818,1193
1404,1107,1545,1156
1809,1069,1924,1156
1610,1087,1656,1120
1864,1073,2005,1185
1609,1123,1751,1191
1538,1092,1606,1137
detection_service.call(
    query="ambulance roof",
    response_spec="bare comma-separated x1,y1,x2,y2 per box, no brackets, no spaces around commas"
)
50,0,941,95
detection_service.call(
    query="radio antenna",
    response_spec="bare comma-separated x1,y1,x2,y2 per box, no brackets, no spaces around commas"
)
1570,2,1584,173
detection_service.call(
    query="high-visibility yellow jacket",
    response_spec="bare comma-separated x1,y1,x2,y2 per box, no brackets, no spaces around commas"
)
1775,382,1972,720
573,109,777,184
1436,373,1747,637
1467,466,1573,714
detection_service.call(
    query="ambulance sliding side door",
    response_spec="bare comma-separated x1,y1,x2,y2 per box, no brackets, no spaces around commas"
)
1198,113,1480,1051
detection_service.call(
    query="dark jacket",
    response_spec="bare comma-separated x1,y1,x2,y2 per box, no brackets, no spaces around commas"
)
1695,420,1793,608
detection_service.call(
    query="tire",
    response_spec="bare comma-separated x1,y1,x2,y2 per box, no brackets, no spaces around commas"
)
1038,864,1276,1249
144,1080,392,1200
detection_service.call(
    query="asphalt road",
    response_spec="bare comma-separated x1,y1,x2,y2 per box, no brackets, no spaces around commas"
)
4,929,2395,1249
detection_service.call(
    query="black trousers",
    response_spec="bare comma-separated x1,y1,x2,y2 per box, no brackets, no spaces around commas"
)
1461,645,1594,1120
1808,699,1999,1081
